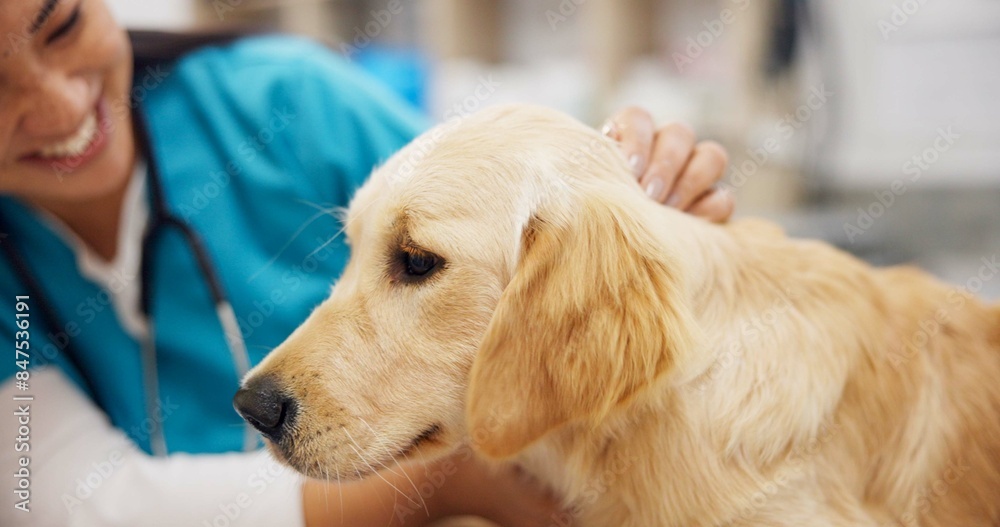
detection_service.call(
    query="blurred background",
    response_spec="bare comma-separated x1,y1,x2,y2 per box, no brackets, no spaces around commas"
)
110,0,1000,299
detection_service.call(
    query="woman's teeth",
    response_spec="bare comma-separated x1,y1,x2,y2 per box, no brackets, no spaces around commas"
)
37,110,99,159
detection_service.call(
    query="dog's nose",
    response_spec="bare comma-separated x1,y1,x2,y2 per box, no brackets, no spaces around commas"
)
233,376,295,442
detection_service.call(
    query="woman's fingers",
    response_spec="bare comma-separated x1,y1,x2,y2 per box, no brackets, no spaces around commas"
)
640,122,697,202
687,185,737,223
668,140,729,210
602,106,655,176
601,107,734,223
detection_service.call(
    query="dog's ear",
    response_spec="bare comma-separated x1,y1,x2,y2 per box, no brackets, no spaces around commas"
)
467,193,699,458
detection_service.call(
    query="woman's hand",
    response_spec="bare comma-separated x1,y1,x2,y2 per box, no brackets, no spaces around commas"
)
602,106,735,223
434,448,568,527
302,447,570,527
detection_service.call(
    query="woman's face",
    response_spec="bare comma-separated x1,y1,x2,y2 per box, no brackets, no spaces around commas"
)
0,0,135,205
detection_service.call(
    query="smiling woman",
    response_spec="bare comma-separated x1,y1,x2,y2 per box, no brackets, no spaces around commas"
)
0,0,135,260
0,1,733,525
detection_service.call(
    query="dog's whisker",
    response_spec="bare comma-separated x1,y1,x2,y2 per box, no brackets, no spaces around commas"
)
246,206,339,283
304,197,381,261
349,458,362,480
322,466,330,514
342,453,393,518
336,465,344,526
368,452,425,519
387,479,398,527
351,419,405,479
409,439,431,466
344,428,421,508
390,453,428,516
359,416,430,517
295,198,339,214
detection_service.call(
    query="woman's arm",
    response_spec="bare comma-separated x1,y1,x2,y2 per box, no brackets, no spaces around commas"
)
0,368,307,526
302,468,447,527
0,369,563,527
303,450,564,527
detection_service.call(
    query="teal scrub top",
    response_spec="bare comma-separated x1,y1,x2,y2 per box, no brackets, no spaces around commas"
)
0,36,427,455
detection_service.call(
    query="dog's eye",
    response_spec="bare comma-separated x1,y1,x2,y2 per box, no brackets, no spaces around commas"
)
404,251,439,277
391,244,444,284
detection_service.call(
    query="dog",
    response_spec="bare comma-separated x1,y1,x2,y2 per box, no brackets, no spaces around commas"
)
235,105,1000,526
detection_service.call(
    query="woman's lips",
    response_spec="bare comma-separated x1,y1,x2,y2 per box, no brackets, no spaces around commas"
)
20,98,112,175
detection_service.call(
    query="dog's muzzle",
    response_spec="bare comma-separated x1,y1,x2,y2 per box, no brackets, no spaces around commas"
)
233,375,297,442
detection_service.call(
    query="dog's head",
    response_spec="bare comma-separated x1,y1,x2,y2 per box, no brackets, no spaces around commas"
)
235,105,700,479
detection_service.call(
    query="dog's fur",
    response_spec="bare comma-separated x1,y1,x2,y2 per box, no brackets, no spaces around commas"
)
245,105,1000,526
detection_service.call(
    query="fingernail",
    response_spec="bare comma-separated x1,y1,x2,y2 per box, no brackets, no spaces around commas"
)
628,154,643,175
665,192,681,207
645,178,664,199
601,121,617,138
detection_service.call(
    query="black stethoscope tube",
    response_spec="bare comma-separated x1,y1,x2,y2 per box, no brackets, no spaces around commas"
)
134,105,228,317
0,105,254,455
0,219,100,401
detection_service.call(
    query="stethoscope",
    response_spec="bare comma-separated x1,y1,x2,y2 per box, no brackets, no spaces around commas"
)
0,106,256,456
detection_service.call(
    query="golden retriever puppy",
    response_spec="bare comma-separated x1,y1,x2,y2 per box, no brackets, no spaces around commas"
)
235,105,1000,526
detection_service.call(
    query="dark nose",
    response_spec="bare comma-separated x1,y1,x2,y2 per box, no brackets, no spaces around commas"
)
233,376,295,442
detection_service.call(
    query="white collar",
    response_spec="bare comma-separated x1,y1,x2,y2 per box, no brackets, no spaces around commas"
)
39,161,150,340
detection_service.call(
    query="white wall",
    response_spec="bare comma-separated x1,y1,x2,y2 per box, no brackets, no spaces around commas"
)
814,0,1000,188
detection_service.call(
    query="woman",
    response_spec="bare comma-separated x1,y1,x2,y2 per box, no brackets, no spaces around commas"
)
0,0,733,525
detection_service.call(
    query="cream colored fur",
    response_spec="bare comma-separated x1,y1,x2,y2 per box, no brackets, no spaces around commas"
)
245,105,1000,526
